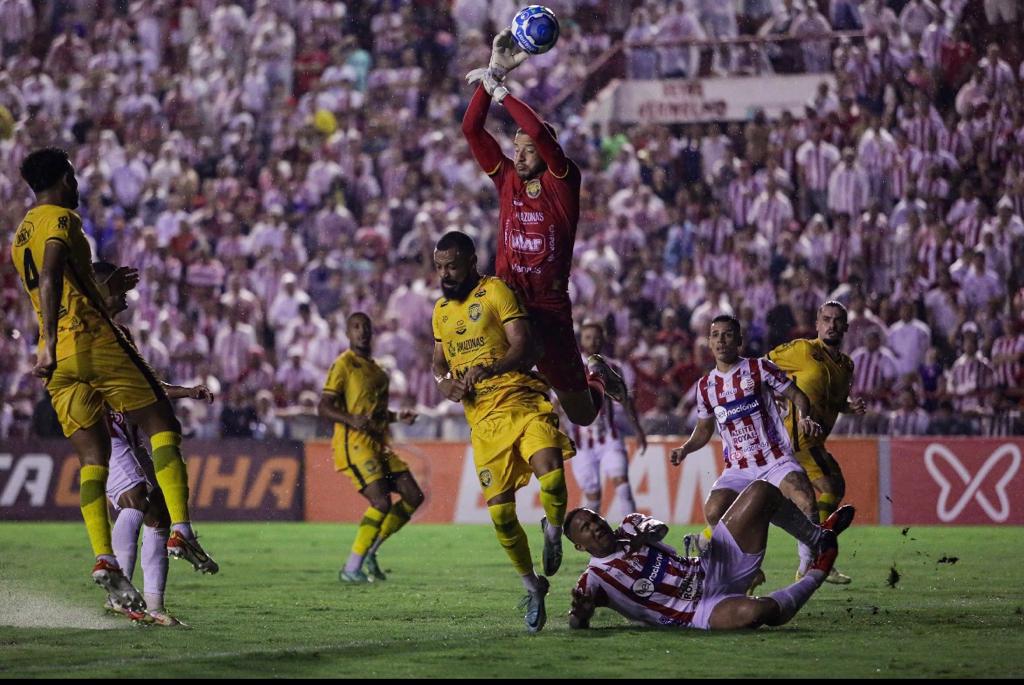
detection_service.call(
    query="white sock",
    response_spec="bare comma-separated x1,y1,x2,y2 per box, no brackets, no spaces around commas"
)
521,572,541,592
613,482,636,520
344,552,364,574
112,508,145,581
97,554,119,567
544,522,562,543
768,573,821,624
141,526,169,609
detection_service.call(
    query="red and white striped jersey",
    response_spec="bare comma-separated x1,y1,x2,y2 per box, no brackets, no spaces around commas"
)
574,514,704,628
695,357,793,469
946,353,994,413
795,141,840,191
850,346,900,411
991,334,1024,387
572,354,624,451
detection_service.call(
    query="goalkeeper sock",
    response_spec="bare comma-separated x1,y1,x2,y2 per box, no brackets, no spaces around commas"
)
488,502,534,576
81,465,114,558
538,468,567,541
369,499,419,555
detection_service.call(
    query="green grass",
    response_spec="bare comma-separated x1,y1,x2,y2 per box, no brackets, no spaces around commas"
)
0,522,1021,678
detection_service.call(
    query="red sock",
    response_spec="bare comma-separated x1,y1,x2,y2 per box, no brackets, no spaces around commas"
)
587,373,605,412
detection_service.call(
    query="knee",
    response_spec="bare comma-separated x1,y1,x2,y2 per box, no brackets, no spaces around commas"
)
734,600,773,629
144,508,171,529
117,486,149,512
404,486,425,510
704,500,727,526
368,496,392,514
608,476,628,487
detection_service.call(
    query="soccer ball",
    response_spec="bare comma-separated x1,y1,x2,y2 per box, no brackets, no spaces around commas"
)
511,6,560,55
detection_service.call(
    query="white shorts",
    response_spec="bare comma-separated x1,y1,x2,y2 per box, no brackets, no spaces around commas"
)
690,522,765,630
105,437,154,511
711,456,805,495
569,442,629,494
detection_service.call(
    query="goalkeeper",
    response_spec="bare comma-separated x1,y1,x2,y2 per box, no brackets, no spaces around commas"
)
461,29,627,431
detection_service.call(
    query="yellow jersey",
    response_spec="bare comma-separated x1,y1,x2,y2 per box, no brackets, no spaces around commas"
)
323,349,391,444
432,276,549,426
11,204,117,361
767,338,854,449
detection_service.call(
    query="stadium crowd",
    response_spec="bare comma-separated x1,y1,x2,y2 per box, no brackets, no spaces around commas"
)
2,0,1024,442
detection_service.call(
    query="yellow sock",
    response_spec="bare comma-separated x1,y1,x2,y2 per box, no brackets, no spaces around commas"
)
352,507,386,555
376,500,418,545
701,526,713,542
151,431,190,525
80,465,113,557
538,468,567,528
488,502,533,575
817,493,839,523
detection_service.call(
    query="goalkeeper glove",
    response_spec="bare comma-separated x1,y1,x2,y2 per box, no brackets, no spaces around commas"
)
488,28,529,79
465,67,510,103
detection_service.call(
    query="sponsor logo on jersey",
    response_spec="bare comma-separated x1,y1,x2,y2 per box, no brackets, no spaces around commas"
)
453,336,486,354
526,179,542,198
468,303,482,321
14,223,32,246
479,469,492,487
442,315,448,323
474,290,486,298
740,375,755,392
632,550,668,598
518,211,545,224
456,319,467,335
713,396,761,425
507,230,545,254
631,578,655,598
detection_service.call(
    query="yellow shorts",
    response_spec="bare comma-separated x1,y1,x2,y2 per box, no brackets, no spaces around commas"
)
794,444,841,484
47,338,163,437
471,409,576,502
332,427,409,491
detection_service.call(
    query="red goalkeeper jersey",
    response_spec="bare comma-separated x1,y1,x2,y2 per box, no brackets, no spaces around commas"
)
462,85,581,312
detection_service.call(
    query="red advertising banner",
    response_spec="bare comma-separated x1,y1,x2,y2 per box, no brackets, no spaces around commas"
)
0,440,305,521
890,438,1024,524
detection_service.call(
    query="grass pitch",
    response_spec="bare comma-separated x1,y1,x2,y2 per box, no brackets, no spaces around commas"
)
0,522,1021,678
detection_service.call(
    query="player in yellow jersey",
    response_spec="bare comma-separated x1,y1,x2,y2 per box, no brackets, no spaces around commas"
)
767,300,866,584
10,148,216,612
431,231,576,634
318,312,424,584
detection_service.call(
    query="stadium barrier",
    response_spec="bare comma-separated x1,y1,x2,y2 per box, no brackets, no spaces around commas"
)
3,438,1020,525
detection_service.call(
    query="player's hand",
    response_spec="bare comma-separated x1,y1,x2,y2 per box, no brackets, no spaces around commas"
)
460,365,492,391
105,266,140,296
669,446,688,466
347,414,372,431
798,417,823,438
489,28,529,78
189,384,215,404
465,68,509,102
848,396,868,415
32,346,56,380
397,409,418,425
439,378,469,403
569,587,596,627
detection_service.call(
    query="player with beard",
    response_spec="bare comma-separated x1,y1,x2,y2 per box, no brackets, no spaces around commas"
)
462,30,626,428
767,301,867,584
319,312,423,584
431,231,576,633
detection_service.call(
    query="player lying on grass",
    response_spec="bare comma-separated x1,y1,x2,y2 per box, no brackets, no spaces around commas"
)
565,480,854,631
431,230,575,633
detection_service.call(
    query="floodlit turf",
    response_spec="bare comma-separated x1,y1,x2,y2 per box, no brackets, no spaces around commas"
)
0,522,1021,678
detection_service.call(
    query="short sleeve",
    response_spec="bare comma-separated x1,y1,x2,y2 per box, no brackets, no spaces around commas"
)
322,357,348,394
44,210,75,246
695,379,712,420
760,358,794,394
489,280,529,325
767,339,806,374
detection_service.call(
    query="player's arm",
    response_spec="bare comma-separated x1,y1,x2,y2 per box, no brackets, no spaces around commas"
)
501,94,570,178
461,318,537,391
669,417,716,466
33,240,67,379
461,84,506,176
779,383,823,438
317,389,371,431
432,340,469,403
163,383,215,404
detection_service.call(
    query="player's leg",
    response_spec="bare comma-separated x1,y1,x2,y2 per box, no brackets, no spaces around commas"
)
603,446,635,520
67,421,117,565
690,487,740,556
141,488,177,623
486,486,550,633
365,469,425,580
570,447,601,512
777,469,821,577
529,445,567,577
807,448,851,584
341,479,392,583
111,485,149,583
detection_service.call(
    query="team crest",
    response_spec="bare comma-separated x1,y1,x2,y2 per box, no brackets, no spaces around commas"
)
525,179,542,199
468,303,482,322
479,469,492,487
14,223,32,246
740,376,755,392
631,578,655,598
